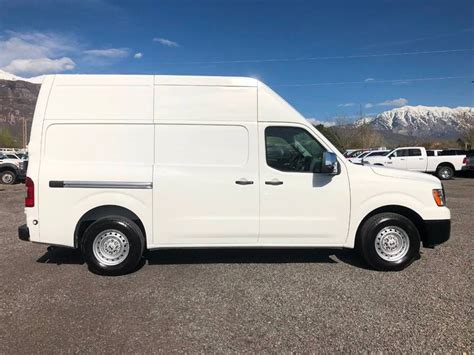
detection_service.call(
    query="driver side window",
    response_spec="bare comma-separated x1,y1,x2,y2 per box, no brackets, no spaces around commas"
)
265,126,326,173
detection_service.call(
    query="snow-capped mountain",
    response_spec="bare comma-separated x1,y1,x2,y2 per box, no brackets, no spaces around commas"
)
354,105,473,138
0,69,44,84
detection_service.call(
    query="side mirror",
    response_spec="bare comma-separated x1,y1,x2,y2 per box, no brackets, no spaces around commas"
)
320,152,340,175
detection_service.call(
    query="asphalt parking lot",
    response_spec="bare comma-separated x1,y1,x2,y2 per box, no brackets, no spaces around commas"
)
1,177,472,353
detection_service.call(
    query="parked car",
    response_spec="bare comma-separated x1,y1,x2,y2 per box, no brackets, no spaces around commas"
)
461,153,474,173
19,74,450,275
344,149,365,158
364,147,466,180
0,153,26,184
346,150,369,163
353,150,390,164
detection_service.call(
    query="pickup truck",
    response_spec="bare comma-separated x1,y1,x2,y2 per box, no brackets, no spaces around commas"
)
0,153,26,184
363,147,466,180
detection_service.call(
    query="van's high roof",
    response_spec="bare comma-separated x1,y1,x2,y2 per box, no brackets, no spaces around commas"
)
34,74,305,124
46,74,259,87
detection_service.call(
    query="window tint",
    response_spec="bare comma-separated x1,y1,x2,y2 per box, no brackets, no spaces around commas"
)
408,149,422,156
348,150,363,158
439,150,466,156
369,151,389,157
427,150,434,156
265,126,326,172
391,149,409,157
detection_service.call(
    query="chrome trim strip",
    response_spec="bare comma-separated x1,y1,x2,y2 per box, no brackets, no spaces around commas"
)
50,181,152,189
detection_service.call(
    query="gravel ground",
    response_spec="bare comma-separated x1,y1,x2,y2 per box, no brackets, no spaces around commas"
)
0,177,472,353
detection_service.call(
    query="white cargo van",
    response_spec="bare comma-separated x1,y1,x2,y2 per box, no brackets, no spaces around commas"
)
19,75,450,275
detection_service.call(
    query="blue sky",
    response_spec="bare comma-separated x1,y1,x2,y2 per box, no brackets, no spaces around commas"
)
0,0,473,123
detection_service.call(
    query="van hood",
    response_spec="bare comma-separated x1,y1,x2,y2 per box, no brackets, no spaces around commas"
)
369,165,440,185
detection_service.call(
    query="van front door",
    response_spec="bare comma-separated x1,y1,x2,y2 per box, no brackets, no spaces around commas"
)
258,123,350,245
152,123,259,245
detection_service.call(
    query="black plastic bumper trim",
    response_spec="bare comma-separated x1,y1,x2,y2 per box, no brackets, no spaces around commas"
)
18,224,30,241
423,219,450,248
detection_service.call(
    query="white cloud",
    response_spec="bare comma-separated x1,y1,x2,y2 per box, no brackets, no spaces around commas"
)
83,48,129,58
3,57,75,75
364,103,374,108
365,78,375,82
0,30,136,76
338,102,356,107
153,37,179,47
377,98,408,107
133,52,143,59
392,81,409,86
306,118,337,127
0,31,76,75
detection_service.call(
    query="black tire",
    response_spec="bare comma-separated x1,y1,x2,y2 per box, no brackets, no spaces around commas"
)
358,212,420,271
0,170,16,185
81,216,145,276
436,165,454,180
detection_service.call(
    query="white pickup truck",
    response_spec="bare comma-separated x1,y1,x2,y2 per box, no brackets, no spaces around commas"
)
363,147,466,180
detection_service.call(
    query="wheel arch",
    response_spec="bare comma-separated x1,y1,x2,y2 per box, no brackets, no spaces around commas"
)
74,205,147,248
0,164,18,174
436,162,455,171
354,205,427,249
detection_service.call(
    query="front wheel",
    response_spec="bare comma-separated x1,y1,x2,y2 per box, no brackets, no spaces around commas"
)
358,212,420,271
436,165,454,180
81,216,145,276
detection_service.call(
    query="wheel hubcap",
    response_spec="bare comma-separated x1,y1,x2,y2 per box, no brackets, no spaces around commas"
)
375,226,410,262
440,168,451,179
92,229,129,266
2,174,13,184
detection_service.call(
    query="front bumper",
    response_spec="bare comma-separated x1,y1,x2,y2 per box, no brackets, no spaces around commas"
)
18,224,30,241
422,219,450,248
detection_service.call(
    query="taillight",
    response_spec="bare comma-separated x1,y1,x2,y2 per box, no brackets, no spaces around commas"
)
25,177,34,207
463,157,467,164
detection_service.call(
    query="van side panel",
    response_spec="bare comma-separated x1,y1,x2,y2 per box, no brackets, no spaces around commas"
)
36,76,154,247
38,123,154,247
24,75,55,243
45,75,153,121
152,83,259,246
154,85,257,122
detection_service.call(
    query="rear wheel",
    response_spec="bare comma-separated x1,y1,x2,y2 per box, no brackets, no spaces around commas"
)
0,170,16,185
358,212,420,271
436,165,453,180
81,216,145,276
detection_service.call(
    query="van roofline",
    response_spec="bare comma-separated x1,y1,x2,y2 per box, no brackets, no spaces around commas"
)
47,74,259,87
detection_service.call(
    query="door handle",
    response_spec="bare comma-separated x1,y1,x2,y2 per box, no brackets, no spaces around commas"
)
265,180,283,185
235,179,254,185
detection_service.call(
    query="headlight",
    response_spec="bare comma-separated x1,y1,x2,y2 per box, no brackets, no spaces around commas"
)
432,188,446,207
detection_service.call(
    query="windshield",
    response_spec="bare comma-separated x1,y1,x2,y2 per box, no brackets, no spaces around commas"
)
348,150,364,158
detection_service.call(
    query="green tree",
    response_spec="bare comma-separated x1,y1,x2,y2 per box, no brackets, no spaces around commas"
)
0,127,19,148
313,124,344,152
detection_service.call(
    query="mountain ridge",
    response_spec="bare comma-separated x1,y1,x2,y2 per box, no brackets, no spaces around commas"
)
353,105,473,138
